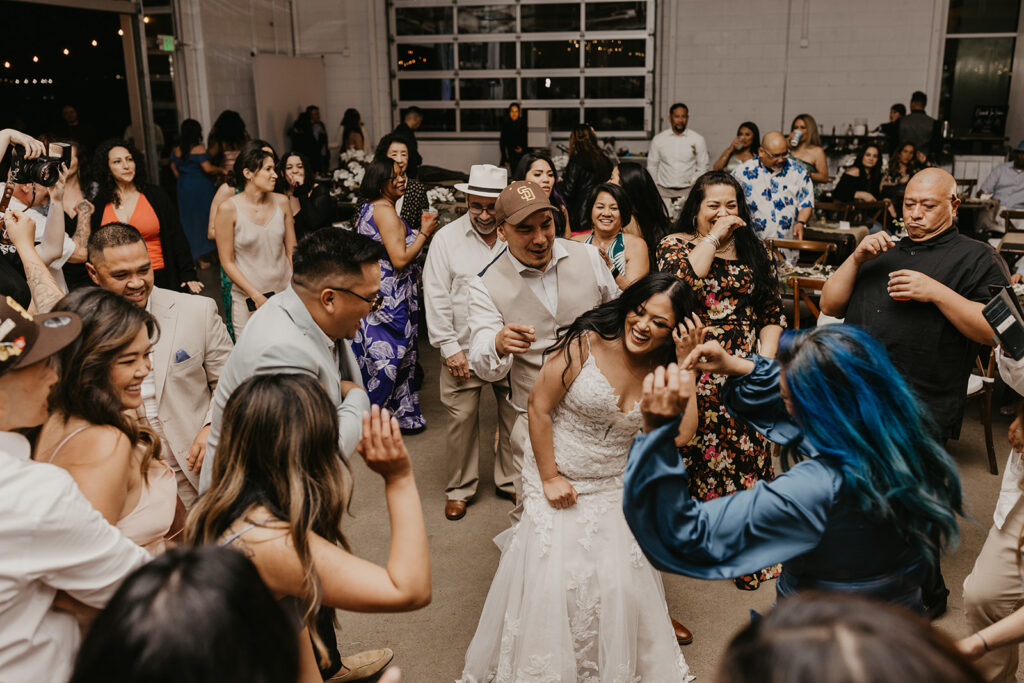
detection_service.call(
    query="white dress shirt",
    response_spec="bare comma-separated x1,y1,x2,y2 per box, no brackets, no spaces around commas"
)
141,298,176,472
422,214,506,359
646,128,710,189
467,240,620,386
0,431,150,683
994,349,1024,528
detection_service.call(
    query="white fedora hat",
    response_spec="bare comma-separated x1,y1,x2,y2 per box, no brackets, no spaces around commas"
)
454,164,508,198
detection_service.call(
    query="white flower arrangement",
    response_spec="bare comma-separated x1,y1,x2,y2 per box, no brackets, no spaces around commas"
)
670,196,684,221
551,154,569,175
331,156,369,202
426,186,455,207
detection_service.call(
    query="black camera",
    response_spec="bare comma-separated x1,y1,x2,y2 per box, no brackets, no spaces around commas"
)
10,142,71,187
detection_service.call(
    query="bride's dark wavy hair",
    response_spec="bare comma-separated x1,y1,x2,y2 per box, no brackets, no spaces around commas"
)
546,273,699,386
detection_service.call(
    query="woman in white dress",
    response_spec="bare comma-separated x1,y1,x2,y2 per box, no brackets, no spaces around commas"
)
461,273,701,682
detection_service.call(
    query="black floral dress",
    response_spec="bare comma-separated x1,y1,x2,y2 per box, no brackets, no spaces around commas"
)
658,235,787,585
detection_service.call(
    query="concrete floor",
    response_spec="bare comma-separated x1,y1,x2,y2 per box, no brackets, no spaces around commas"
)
329,337,1016,683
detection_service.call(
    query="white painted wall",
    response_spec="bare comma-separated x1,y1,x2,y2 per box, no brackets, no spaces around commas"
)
655,0,945,156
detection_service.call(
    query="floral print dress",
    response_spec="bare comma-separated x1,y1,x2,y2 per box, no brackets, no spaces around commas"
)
351,201,425,431
658,235,786,584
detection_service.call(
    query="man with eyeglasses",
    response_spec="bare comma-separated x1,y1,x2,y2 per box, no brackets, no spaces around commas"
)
200,227,394,681
423,164,518,521
733,130,814,241
821,168,1009,621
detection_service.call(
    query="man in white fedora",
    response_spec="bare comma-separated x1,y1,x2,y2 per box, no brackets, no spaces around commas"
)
424,164,518,520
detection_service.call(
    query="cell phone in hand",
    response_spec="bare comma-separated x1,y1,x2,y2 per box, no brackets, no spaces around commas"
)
244,291,275,312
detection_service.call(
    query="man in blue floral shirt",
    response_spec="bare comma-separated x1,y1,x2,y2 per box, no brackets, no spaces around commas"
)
732,130,814,241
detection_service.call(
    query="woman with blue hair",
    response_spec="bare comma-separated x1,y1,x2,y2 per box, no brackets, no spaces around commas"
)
622,324,964,611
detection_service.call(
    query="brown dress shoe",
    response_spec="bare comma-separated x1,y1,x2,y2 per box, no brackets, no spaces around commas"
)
328,648,394,681
445,499,467,520
671,617,693,645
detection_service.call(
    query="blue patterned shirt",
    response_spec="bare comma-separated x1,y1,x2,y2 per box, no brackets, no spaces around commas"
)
733,157,814,241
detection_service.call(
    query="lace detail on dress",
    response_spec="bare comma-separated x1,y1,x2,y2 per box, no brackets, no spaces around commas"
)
460,353,692,683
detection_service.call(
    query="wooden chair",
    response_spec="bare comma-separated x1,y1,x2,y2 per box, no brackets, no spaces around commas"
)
787,276,828,330
846,200,887,227
966,349,999,475
814,201,850,222
955,178,978,197
766,238,836,267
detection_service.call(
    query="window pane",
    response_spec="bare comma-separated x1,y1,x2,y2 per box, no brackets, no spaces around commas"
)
418,109,456,132
457,5,516,34
460,108,507,132
395,7,453,35
522,40,580,69
584,39,646,68
458,42,517,70
947,0,1020,34
586,2,646,30
522,76,580,99
585,75,644,98
521,3,580,32
398,78,455,101
585,107,645,131
940,37,1014,136
397,43,454,71
550,108,581,131
460,77,517,100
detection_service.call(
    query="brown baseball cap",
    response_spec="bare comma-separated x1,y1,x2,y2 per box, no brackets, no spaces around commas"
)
0,296,80,376
494,180,556,226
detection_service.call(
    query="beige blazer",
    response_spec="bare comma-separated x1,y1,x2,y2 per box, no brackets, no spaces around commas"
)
148,287,233,488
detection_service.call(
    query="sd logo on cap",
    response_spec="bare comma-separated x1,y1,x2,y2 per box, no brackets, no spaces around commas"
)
495,180,555,226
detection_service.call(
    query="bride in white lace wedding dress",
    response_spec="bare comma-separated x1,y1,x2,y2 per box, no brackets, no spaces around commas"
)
460,275,699,682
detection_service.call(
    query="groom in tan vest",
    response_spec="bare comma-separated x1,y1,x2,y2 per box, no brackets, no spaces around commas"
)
467,180,619,509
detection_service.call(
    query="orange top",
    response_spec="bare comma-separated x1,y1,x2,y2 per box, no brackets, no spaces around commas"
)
101,194,165,270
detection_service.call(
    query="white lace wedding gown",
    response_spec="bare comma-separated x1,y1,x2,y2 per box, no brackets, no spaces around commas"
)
459,354,692,682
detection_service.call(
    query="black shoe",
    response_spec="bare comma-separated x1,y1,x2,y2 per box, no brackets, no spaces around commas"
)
494,486,516,502
400,424,426,436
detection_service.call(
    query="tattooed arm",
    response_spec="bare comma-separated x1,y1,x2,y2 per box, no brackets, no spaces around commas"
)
68,199,93,263
6,209,64,313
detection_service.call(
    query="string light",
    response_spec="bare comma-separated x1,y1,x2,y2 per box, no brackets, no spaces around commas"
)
63,48,70,55
143,16,150,23
118,28,124,36
2,62,8,69
32,56,38,63
91,40,98,47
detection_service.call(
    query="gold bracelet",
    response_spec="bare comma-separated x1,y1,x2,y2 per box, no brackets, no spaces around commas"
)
701,234,721,249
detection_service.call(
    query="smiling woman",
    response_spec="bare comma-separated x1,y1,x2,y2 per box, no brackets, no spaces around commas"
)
35,287,178,555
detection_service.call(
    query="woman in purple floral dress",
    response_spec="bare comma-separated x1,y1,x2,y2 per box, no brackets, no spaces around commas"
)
351,157,439,431
656,171,786,589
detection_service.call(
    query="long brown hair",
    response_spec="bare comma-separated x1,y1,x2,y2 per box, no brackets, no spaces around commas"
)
186,373,353,666
50,287,161,480
568,124,610,175
791,113,823,148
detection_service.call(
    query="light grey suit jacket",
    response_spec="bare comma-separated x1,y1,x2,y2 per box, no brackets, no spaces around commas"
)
148,287,233,489
201,286,369,493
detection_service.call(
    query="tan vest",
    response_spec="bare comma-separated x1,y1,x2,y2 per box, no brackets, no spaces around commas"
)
481,241,604,410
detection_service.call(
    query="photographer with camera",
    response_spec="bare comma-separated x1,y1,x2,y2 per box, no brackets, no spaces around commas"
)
0,129,84,295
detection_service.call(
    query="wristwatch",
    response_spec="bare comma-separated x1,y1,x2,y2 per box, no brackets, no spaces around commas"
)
610,266,621,278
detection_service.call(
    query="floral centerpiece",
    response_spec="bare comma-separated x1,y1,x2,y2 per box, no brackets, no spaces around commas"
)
332,149,372,202
426,186,455,208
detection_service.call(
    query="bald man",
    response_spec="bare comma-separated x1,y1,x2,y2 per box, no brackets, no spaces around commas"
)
732,131,813,241
821,168,1009,618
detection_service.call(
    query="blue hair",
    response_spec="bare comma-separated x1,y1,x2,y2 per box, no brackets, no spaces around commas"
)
776,325,963,566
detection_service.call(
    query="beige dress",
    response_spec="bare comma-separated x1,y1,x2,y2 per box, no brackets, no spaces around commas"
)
228,195,292,335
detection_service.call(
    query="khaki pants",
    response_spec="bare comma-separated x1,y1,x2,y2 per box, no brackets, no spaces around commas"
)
174,467,199,510
656,185,690,218
963,496,1024,682
440,367,518,501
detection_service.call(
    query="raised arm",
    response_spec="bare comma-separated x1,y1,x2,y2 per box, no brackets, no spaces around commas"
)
6,210,64,313
820,232,896,317
375,202,436,270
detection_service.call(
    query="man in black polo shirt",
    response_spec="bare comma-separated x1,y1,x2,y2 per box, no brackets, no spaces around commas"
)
821,167,1010,616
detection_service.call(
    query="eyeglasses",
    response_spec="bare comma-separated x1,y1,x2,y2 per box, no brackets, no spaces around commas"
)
468,203,496,215
327,287,383,312
760,148,788,161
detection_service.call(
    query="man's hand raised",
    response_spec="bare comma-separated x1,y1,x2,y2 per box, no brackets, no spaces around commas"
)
495,323,535,357
852,231,896,265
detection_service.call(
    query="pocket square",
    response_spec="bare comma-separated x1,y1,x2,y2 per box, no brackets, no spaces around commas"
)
174,349,192,363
